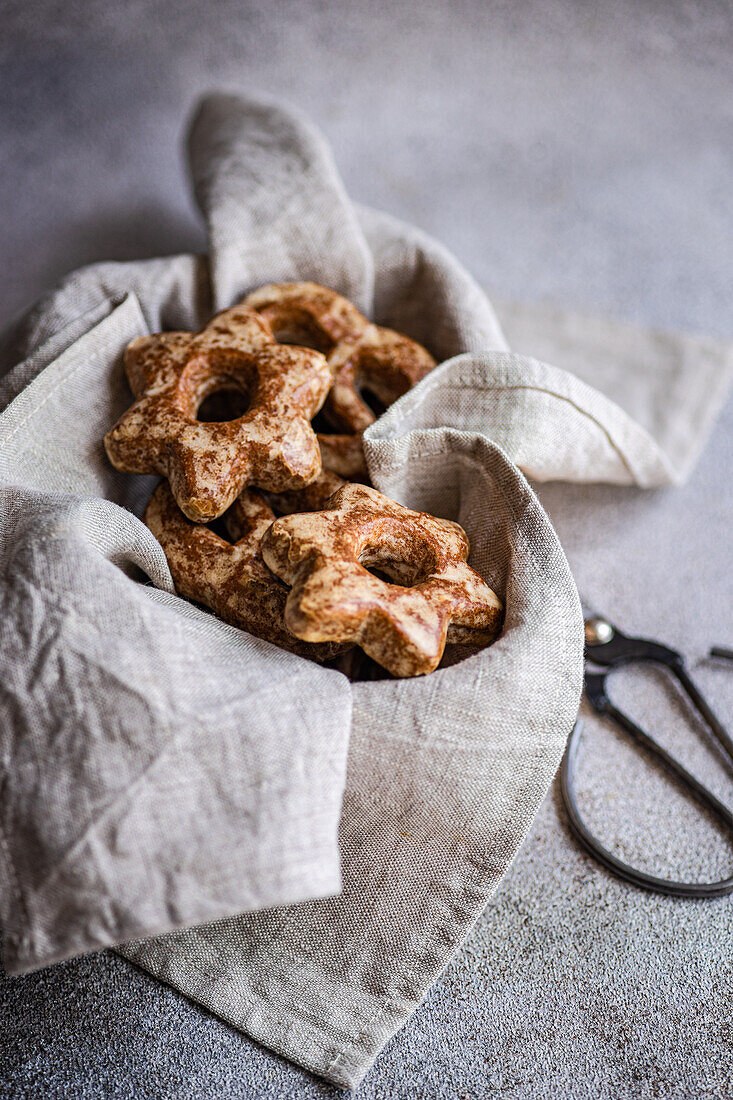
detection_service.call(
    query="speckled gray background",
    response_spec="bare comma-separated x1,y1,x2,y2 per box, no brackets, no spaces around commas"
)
2,1,733,1097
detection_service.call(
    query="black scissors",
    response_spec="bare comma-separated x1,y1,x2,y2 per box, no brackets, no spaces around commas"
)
559,613,733,898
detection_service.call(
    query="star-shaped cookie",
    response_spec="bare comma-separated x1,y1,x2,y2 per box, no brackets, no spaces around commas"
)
105,305,332,522
261,482,503,677
144,481,344,660
244,282,436,478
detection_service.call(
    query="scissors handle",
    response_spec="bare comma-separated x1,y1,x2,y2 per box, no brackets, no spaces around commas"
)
560,620,733,899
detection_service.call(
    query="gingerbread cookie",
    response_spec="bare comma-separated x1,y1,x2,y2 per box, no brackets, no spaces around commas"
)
144,481,344,660
243,282,436,477
261,482,503,677
105,305,332,522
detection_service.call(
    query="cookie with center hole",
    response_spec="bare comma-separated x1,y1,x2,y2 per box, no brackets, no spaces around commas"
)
104,305,331,522
261,482,503,677
144,480,346,661
244,282,436,479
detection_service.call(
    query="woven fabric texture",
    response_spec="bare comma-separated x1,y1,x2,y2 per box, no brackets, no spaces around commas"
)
1,93,730,1087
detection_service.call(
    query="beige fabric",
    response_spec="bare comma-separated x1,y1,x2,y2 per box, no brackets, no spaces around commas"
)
495,297,733,484
1,93,730,1087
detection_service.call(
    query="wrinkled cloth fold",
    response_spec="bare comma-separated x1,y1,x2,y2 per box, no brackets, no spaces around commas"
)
1,92,731,1087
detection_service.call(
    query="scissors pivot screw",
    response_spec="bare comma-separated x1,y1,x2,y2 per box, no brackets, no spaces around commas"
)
584,616,614,646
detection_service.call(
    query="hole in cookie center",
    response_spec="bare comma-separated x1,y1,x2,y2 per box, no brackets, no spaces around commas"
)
363,564,405,585
312,407,344,434
207,514,238,543
358,384,389,419
358,544,436,587
356,360,410,419
196,383,251,423
264,311,333,354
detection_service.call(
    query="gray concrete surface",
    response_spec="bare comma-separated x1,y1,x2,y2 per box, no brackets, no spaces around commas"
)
2,0,732,338
2,1,733,1097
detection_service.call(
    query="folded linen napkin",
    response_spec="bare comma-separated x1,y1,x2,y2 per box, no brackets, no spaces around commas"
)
1,93,730,1087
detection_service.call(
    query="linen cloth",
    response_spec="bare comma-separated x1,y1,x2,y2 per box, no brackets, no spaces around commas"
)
0,93,730,1087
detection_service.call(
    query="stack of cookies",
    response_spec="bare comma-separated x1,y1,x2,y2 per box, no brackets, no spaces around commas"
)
104,283,502,677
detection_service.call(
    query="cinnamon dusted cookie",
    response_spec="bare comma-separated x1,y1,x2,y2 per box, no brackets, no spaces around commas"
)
105,305,332,522
260,482,503,677
144,481,345,660
244,282,436,479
